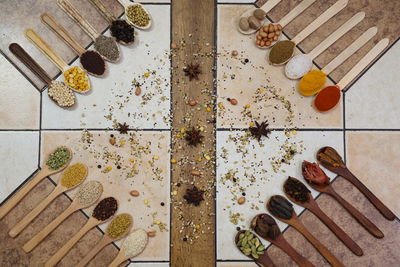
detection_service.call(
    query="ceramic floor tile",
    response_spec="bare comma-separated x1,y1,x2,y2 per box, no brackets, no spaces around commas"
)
216,130,343,260
217,262,257,267
0,56,40,130
0,131,39,203
346,131,400,217
129,263,170,266
41,5,171,130
345,41,400,129
217,5,342,129
41,130,170,261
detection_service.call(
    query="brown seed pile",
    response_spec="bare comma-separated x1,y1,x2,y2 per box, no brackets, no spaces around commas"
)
60,163,87,188
48,81,75,107
106,213,132,239
284,177,310,203
92,197,118,221
75,181,103,207
256,23,282,47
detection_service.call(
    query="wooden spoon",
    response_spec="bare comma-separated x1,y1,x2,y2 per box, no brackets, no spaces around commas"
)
88,0,135,45
9,163,88,238
237,0,282,35
76,213,133,267
57,0,120,63
117,0,152,30
41,13,107,77
0,146,72,220
234,230,276,267
268,0,348,65
25,29,91,94
285,11,365,79
255,0,316,49
108,228,148,267
22,181,103,252
249,216,314,267
8,43,76,108
267,197,344,267
283,177,363,256
317,147,395,221
44,197,118,267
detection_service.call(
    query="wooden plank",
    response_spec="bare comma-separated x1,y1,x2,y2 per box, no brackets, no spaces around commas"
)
171,0,216,266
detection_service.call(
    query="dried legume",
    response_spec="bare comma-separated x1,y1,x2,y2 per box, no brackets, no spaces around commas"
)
60,163,87,188
63,66,90,92
46,147,71,170
126,4,150,27
75,181,103,207
92,197,118,221
106,214,132,239
122,229,148,257
48,81,75,107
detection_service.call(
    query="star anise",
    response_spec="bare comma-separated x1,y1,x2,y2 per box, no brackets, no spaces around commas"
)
183,63,201,81
183,186,205,206
249,120,271,141
117,122,129,134
185,127,204,146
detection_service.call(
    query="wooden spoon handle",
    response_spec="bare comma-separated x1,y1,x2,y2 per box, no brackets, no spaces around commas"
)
337,38,389,90
108,251,127,267
259,0,282,12
327,186,384,237
257,252,277,267
45,218,99,267
0,168,49,220
9,184,66,238
309,203,363,256
25,29,69,71
23,202,79,252
57,0,99,40
322,27,377,74
41,13,86,55
279,0,316,28
275,235,315,267
117,0,132,8
291,219,344,267
9,43,52,85
88,0,116,23
77,236,112,267
292,0,348,44
308,12,365,59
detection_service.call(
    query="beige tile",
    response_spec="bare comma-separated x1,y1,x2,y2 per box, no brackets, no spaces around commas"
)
217,262,257,267
346,131,400,216
0,56,40,129
217,5,342,129
41,130,170,261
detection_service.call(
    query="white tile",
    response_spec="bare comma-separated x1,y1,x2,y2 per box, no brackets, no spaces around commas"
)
217,262,257,267
129,263,169,267
345,41,400,129
0,131,39,202
218,1,255,3
216,130,343,260
42,5,171,130
0,56,40,129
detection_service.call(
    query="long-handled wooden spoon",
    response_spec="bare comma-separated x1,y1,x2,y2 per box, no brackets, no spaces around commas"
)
108,229,148,267
9,43,76,108
117,0,152,30
255,0,316,49
283,177,363,256
23,181,103,252
41,13,107,77
267,196,344,267
250,214,314,267
9,163,88,237
57,0,120,63
77,213,133,267
0,146,72,220
285,11,365,79
316,146,396,220
234,229,276,267
45,197,118,267
25,29,91,93
268,0,348,65
88,0,135,45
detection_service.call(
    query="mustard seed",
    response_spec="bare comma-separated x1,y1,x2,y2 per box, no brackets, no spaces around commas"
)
60,163,87,188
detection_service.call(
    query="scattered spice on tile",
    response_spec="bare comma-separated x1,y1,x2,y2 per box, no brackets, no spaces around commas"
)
92,197,118,221
60,163,87,188
106,214,132,239
46,147,72,170
249,120,271,141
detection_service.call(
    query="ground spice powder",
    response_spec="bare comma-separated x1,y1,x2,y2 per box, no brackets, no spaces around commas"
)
314,85,341,112
46,147,71,170
80,50,105,76
299,70,327,96
269,40,295,64
106,214,132,239
92,197,118,221
60,163,87,188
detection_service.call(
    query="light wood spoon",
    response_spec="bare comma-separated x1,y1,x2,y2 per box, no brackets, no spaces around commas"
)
41,13,107,77
77,213,133,267
283,177,363,256
317,146,396,220
25,29,91,93
9,43,76,108
117,0,152,30
0,146,72,220
9,163,88,237
250,215,314,267
267,196,344,267
23,181,103,252
57,0,120,63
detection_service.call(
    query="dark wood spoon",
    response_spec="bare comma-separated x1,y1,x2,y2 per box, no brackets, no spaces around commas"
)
303,179,384,238
235,230,276,267
267,197,344,267
317,146,396,221
283,177,363,256
250,214,314,267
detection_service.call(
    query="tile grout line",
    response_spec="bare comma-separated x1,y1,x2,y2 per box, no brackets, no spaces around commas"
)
168,1,173,266
214,1,219,266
